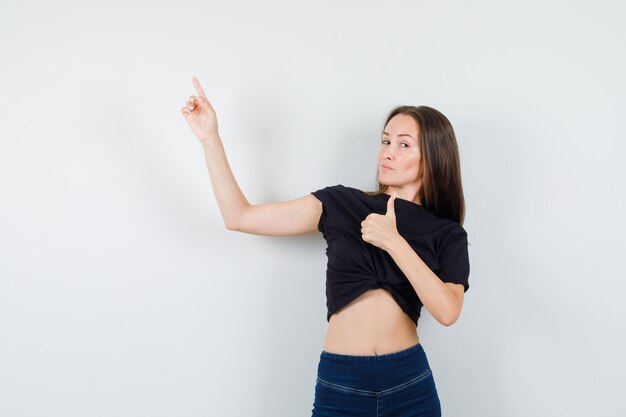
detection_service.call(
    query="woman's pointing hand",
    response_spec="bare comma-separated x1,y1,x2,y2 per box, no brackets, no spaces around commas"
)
180,76,219,144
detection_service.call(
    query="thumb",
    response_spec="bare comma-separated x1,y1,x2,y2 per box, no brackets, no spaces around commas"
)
386,192,396,217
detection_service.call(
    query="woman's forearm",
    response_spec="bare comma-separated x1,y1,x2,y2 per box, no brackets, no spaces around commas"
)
386,235,461,326
201,134,249,230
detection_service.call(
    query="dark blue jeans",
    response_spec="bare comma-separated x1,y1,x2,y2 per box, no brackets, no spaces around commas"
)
311,342,441,417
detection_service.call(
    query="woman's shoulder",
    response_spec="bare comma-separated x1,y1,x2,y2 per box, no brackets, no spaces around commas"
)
313,183,372,197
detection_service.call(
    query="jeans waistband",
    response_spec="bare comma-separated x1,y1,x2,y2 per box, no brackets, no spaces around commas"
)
321,341,423,361
317,342,431,392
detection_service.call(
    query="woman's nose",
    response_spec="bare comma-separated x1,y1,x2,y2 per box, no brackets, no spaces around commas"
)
383,147,395,159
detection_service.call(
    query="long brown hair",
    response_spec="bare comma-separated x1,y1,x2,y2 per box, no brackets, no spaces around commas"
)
365,105,466,225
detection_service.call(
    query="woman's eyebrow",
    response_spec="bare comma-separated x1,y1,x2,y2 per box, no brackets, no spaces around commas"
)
382,131,415,140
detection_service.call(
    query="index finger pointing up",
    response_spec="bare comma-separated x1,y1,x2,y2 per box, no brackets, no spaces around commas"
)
192,76,208,101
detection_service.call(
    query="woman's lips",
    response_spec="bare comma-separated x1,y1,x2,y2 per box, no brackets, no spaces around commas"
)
381,165,393,170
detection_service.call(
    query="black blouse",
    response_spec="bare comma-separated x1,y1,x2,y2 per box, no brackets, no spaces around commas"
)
311,184,470,326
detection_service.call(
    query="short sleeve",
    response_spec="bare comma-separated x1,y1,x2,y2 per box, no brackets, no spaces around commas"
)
436,224,470,292
310,185,337,234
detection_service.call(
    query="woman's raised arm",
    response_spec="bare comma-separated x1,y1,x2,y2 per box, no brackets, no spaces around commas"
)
181,76,321,236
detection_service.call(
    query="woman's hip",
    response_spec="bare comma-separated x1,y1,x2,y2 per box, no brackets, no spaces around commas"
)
316,342,433,393
311,342,441,416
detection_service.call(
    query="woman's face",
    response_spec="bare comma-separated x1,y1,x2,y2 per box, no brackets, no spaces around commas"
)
378,113,422,190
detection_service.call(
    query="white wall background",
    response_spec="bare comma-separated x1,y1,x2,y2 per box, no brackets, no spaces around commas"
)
1,0,625,416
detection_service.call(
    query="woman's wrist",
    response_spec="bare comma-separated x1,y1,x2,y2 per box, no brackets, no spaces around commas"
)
200,132,221,148
385,232,407,255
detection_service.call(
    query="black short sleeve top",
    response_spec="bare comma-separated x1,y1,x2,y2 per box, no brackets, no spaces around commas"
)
311,184,470,326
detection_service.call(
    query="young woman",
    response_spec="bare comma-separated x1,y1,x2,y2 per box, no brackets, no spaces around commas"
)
181,76,470,417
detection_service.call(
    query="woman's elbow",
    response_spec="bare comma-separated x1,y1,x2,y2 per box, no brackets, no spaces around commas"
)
441,316,458,327
226,223,241,231
224,218,239,231
439,310,461,327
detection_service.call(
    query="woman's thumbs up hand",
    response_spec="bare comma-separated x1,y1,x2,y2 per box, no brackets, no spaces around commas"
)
360,192,401,253
180,76,219,144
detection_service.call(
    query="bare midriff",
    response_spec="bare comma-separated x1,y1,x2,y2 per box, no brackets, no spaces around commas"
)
323,288,420,356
